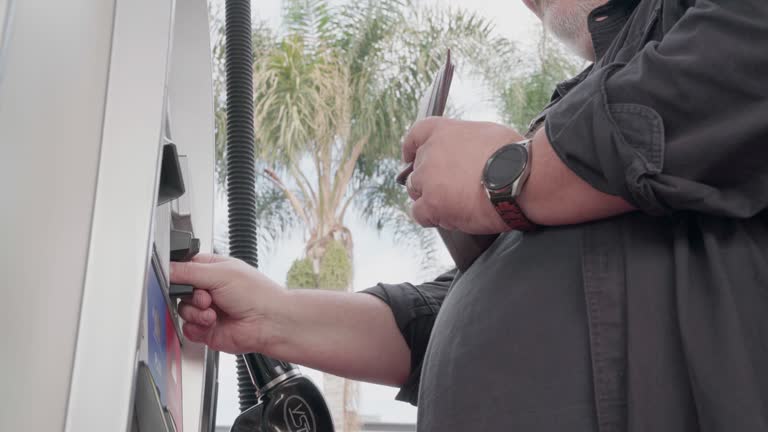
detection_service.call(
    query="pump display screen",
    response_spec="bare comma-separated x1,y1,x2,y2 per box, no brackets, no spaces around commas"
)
146,259,184,431
147,264,168,400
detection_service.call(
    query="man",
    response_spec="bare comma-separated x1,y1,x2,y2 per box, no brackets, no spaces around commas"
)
173,0,768,430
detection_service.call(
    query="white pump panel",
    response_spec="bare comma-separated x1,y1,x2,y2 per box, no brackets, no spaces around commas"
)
0,0,217,431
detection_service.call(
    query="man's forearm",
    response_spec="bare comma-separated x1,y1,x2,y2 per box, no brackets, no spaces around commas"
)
518,126,636,226
264,289,411,387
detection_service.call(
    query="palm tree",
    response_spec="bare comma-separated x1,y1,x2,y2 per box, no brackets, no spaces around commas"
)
495,29,584,131
213,1,521,284
212,0,517,429
248,0,517,280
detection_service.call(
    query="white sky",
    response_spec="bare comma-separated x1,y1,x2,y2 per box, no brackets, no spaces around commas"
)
213,0,540,426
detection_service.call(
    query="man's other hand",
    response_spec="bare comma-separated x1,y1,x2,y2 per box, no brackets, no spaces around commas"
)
171,254,287,354
402,117,523,234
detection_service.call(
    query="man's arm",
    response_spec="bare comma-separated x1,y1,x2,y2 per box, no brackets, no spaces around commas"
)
172,256,410,386
401,118,634,233
359,271,453,405
544,0,768,218
406,1,768,230
173,255,451,390
272,270,452,391
517,126,636,226
270,289,412,387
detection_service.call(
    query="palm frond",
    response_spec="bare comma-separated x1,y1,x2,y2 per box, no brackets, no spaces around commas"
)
211,170,298,256
494,29,585,130
283,0,335,47
253,171,301,252
252,36,348,166
350,4,521,183
355,159,441,269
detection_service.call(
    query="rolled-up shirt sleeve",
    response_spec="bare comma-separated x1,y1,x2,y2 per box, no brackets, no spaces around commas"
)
360,270,455,405
546,0,768,217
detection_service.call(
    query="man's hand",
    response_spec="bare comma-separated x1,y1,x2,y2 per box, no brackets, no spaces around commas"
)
402,117,636,230
402,117,524,234
171,254,287,354
171,254,411,386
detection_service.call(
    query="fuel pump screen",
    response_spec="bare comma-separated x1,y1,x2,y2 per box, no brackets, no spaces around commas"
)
146,259,184,431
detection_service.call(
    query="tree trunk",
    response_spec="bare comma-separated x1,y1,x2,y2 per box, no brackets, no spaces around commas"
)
323,373,360,432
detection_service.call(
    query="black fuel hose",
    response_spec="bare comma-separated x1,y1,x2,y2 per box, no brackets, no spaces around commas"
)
224,1,258,269
223,0,265,412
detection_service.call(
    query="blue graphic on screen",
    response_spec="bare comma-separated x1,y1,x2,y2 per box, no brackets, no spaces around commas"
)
147,264,168,405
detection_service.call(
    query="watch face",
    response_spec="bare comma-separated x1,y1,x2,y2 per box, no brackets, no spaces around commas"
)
484,144,527,190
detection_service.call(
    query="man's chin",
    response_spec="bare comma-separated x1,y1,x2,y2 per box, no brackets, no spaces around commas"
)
557,35,596,61
540,1,600,62
543,21,595,61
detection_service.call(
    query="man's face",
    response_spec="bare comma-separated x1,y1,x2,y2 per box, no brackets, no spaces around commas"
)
523,0,609,60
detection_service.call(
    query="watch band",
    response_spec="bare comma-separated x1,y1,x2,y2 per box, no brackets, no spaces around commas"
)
490,195,537,231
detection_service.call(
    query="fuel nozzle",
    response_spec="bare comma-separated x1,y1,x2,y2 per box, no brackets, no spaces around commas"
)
242,354,300,395
231,354,334,432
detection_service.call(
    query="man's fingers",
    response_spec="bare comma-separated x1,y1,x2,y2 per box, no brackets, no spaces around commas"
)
192,289,213,309
178,302,217,326
405,174,421,200
183,322,213,344
170,260,223,289
411,198,456,229
191,253,231,264
410,198,438,228
402,117,442,163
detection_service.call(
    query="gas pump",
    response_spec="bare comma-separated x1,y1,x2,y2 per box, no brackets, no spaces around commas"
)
0,0,332,431
2,0,217,430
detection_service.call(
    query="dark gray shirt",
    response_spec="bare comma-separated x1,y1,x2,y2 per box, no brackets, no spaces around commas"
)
365,0,768,430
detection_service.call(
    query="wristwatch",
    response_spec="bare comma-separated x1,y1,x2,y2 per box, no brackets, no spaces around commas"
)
481,140,537,231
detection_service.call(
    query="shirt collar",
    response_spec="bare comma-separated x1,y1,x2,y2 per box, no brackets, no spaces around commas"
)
527,0,641,133
587,0,640,60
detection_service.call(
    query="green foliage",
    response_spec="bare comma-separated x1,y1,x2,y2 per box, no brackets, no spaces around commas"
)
318,240,352,290
211,0,519,267
285,240,352,290
212,2,575,273
355,158,439,268
286,257,318,289
495,31,584,132
343,2,518,179
252,179,299,251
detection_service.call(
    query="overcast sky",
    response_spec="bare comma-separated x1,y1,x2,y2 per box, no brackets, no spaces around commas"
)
213,0,541,426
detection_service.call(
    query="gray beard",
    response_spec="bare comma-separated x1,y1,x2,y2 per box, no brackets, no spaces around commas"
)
541,1,602,60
